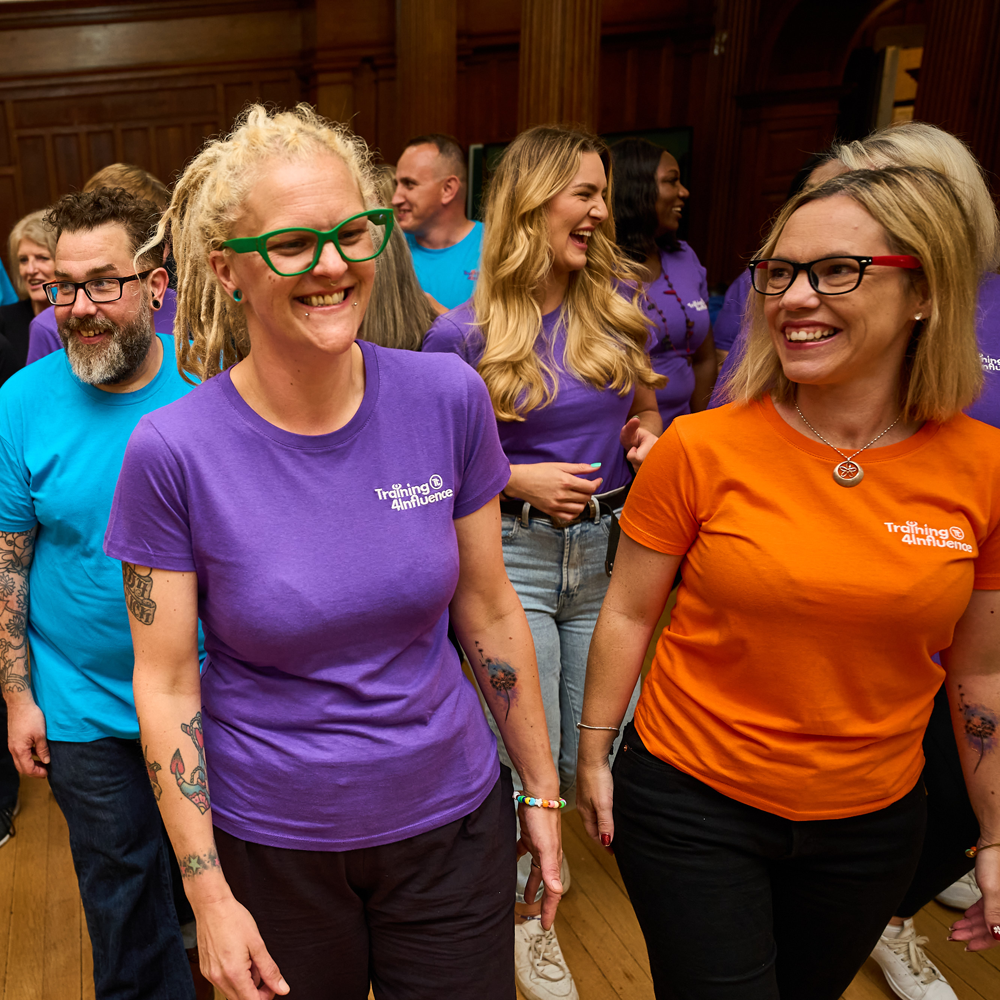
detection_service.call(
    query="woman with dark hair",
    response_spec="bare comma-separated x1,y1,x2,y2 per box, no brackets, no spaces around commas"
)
610,138,716,429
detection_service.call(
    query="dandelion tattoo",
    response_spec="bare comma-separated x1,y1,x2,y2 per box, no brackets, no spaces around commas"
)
958,686,999,773
474,641,517,721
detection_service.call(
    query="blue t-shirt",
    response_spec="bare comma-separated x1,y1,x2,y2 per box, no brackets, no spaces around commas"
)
405,221,483,309
0,336,197,741
0,263,16,308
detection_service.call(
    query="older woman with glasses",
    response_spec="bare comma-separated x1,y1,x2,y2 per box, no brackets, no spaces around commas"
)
577,165,1000,999
102,104,562,1000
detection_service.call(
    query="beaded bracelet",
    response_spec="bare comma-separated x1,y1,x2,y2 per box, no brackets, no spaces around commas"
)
965,841,1000,858
513,791,567,810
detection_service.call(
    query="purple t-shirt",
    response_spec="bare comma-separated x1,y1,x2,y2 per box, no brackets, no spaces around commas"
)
643,242,711,428
104,341,509,851
422,300,635,493
26,287,179,364
712,268,751,353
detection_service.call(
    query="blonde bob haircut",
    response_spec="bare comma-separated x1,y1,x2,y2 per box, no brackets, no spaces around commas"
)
473,125,663,422
138,103,376,382
723,166,982,423
834,122,1000,273
8,209,57,297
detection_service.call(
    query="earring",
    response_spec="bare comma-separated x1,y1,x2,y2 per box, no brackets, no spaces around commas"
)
233,289,243,303
152,298,161,309
914,312,922,320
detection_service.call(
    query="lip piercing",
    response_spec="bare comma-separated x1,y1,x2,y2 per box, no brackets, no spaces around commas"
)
304,313,309,318
352,301,358,308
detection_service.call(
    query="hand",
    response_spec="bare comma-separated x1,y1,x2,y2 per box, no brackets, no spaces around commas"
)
7,697,49,777
577,757,615,854
950,847,1000,950
516,804,564,930
619,417,658,470
506,463,603,523
194,894,289,999
424,292,449,317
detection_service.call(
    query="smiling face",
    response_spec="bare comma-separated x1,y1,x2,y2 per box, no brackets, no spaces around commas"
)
545,151,609,281
654,151,689,235
54,222,160,386
17,237,55,309
392,143,449,235
764,195,928,389
212,151,375,358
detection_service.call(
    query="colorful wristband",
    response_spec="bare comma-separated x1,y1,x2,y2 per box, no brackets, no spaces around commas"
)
513,791,567,810
965,841,1000,858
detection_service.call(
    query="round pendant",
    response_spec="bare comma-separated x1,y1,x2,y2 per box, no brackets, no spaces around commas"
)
833,460,864,487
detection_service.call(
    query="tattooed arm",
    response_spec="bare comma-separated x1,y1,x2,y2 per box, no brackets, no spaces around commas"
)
942,589,1000,951
124,564,287,1000
449,497,563,929
1,527,50,777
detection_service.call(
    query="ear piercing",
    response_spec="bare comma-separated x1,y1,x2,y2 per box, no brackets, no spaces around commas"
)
914,313,922,320
233,289,243,303
152,298,161,309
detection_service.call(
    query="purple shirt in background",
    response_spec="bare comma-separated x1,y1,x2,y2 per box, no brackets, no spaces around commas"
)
422,300,635,493
643,242,711,428
26,287,178,364
104,341,509,851
712,268,751,353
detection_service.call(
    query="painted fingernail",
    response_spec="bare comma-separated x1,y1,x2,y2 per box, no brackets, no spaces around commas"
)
590,462,602,468
992,924,1000,940
601,833,611,847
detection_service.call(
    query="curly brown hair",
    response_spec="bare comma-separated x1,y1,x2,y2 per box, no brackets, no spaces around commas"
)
45,188,163,270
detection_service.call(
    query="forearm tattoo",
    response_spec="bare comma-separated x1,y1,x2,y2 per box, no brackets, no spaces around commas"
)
179,845,221,879
474,641,518,721
171,712,210,813
0,530,36,696
143,744,163,801
958,685,999,773
122,563,157,625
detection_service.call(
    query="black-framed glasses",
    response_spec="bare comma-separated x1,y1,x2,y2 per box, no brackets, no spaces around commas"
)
220,209,394,276
748,255,922,296
43,270,154,306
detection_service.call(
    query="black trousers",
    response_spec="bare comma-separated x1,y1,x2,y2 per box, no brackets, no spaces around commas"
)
612,723,927,1000
216,767,516,1000
897,683,979,917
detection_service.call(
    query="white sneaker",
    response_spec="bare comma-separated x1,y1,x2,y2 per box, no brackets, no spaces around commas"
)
870,918,957,1000
935,871,981,910
514,917,579,1000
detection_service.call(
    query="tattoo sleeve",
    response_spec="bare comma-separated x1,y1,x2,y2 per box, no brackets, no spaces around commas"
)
473,641,518,721
122,562,157,625
170,712,210,813
0,529,37,697
958,685,999,773
178,844,221,879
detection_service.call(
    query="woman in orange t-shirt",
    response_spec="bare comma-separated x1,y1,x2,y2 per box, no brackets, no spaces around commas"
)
577,165,1000,1000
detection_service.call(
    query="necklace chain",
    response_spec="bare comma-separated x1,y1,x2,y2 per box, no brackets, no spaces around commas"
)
794,401,902,462
645,260,696,359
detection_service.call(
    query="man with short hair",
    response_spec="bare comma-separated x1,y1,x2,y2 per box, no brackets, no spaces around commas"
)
393,133,484,311
0,189,201,1000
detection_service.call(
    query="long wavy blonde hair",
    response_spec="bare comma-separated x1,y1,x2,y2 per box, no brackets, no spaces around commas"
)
473,126,663,421
136,103,377,382
724,167,982,422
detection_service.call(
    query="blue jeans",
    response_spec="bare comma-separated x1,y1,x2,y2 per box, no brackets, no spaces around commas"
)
493,508,639,899
47,738,194,1000
0,700,20,810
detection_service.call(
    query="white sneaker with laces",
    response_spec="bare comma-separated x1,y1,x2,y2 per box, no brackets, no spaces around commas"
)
870,918,957,1000
935,871,981,910
514,917,579,1000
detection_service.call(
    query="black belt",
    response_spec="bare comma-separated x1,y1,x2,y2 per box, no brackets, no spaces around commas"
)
499,483,630,576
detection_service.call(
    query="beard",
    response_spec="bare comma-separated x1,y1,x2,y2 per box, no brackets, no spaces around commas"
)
58,298,155,386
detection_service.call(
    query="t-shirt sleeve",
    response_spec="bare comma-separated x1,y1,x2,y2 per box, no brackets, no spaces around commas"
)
973,517,1000,589
103,416,196,572
451,366,510,520
618,421,699,555
421,313,467,357
0,390,36,530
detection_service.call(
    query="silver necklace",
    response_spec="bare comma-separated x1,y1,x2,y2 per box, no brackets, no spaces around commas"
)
794,401,901,488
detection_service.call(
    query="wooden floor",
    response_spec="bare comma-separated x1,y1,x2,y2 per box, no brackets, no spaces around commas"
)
0,772,997,1000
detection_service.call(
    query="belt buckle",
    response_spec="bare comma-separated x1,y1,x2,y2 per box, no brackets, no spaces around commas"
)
520,501,531,528
589,495,601,522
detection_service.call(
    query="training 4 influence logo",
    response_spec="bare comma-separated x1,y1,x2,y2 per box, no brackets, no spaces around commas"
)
374,474,454,511
883,520,973,553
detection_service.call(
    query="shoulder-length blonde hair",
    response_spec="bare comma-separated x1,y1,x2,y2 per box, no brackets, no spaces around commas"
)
723,166,982,423
138,103,377,382
8,209,56,297
473,125,663,422
833,122,1000,273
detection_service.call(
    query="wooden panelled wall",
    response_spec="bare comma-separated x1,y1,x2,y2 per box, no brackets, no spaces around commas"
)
0,0,995,288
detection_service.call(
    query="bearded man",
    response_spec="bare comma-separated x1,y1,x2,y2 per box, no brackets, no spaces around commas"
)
0,188,204,1000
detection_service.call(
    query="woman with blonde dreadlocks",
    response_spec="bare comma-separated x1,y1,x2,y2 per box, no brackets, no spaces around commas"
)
422,125,663,1000
102,104,563,1000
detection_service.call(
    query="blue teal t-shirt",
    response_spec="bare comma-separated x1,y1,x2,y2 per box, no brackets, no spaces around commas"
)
405,221,483,309
0,335,197,741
